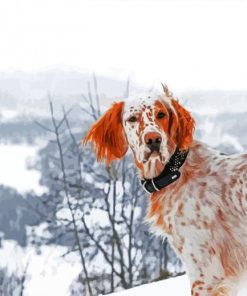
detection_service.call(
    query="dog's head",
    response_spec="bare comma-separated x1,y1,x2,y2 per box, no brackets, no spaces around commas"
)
83,85,195,179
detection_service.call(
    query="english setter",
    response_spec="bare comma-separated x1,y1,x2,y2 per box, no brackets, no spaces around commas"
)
84,85,247,296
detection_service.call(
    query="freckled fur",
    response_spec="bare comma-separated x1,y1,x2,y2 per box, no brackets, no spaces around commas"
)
84,88,247,295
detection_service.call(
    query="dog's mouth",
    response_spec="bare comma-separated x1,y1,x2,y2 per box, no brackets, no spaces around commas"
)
143,150,162,163
142,151,166,179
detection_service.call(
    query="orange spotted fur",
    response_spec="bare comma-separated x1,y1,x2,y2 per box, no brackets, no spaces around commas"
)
84,87,247,295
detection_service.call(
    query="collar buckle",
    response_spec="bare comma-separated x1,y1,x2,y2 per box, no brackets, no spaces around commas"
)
141,180,152,194
151,179,160,192
141,178,161,193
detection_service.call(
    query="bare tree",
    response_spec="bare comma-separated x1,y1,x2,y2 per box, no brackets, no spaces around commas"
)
34,77,182,295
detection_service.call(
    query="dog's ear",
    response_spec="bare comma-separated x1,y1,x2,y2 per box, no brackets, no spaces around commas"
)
83,102,128,165
170,99,195,150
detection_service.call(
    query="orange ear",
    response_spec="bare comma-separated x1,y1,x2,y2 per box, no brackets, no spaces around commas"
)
171,99,195,150
83,102,127,165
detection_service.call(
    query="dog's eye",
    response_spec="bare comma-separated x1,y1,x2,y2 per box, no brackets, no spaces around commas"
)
157,112,165,119
128,116,137,123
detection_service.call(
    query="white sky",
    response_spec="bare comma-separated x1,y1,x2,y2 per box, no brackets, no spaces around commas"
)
0,0,247,90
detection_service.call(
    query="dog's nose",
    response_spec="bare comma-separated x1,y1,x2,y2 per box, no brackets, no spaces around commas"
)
144,132,162,152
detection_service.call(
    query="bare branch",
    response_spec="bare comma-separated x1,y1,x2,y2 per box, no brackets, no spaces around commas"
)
34,120,54,133
57,107,73,129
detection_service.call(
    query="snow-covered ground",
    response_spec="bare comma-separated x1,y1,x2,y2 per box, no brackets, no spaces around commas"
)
109,275,247,296
0,144,83,295
109,276,190,296
0,144,46,194
1,239,247,296
0,240,81,296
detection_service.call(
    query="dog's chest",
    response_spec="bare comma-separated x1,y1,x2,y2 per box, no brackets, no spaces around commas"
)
147,180,214,250
155,182,216,252
146,159,247,279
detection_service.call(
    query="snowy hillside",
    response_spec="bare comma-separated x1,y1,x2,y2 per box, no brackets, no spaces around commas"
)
108,276,190,296
109,276,247,296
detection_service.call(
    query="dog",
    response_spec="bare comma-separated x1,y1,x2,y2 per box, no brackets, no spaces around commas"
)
84,85,247,296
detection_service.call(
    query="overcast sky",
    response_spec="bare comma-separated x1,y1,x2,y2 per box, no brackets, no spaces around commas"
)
0,0,247,91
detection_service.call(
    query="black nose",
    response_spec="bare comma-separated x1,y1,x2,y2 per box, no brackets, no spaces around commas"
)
147,138,161,152
144,132,162,152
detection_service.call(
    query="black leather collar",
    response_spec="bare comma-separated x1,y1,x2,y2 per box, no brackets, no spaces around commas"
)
141,148,189,194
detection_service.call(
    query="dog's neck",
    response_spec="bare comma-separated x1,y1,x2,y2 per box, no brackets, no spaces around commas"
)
176,140,219,182
140,140,216,194
141,147,190,193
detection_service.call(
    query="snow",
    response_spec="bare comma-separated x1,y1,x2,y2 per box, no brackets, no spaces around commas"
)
108,275,247,296
0,240,81,296
1,240,247,296
0,144,46,194
108,276,190,296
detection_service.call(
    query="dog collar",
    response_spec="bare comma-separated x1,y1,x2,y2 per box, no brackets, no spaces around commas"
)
141,148,189,194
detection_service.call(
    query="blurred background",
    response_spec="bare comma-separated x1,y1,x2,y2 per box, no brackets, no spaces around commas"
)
0,0,247,295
